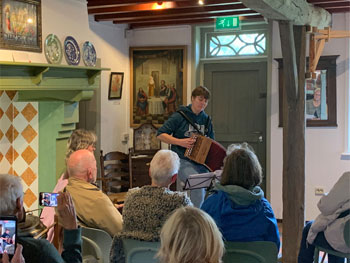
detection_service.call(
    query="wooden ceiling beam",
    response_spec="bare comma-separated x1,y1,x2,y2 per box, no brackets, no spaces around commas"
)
88,0,240,15
316,2,350,8
129,15,263,28
87,0,184,8
307,0,349,4
325,7,350,13
240,0,331,27
95,3,248,21
113,9,258,24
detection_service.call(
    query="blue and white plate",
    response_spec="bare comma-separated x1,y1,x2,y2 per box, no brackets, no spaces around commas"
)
82,41,97,67
64,36,80,66
44,34,63,64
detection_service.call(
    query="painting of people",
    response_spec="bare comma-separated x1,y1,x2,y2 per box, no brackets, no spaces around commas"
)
130,46,187,127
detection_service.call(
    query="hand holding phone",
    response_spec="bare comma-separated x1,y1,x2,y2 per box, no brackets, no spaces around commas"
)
39,192,59,207
0,216,17,260
56,192,77,230
2,244,24,263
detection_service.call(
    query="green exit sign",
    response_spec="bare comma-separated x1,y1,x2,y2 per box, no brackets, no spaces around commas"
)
216,17,240,30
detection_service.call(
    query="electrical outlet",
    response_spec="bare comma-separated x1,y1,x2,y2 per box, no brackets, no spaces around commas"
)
315,187,324,196
123,133,129,142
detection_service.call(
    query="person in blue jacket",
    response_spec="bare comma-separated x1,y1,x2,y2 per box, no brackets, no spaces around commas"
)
201,143,280,249
157,86,214,208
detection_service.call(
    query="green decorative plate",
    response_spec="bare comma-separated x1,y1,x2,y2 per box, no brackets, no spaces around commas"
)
44,34,63,64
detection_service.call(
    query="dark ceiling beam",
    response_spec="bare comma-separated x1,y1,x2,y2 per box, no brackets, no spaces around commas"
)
129,15,264,29
113,9,258,23
88,0,240,15
316,1,350,8
95,3,248,21
87,0,185,8
307,0,349,3
325,7,350,12
129,15,263,28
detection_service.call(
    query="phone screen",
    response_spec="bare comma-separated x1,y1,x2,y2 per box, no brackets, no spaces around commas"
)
39,192,59,207
0,216,17,259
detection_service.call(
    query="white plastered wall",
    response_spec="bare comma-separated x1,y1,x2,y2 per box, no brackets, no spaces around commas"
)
270,13,350,220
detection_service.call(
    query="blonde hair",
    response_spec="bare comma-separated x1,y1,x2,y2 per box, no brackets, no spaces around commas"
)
66,129,97,159
157,207,224,263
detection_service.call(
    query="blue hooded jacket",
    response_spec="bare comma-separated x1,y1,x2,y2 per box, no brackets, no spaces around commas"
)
157,104,214,159
201,183,280,250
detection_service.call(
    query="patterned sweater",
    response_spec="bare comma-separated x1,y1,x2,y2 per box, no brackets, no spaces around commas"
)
110,185,192,263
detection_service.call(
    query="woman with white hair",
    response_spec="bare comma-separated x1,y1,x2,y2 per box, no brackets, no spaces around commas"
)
157,206,224,263
110,149,192,263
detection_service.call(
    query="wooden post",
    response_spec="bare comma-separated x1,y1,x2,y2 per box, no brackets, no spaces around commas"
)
279,21,306,263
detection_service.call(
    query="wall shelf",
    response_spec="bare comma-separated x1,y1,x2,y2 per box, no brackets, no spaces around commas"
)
0,61,109,101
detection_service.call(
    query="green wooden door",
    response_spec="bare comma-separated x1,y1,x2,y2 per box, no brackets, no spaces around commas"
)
204,61,267,191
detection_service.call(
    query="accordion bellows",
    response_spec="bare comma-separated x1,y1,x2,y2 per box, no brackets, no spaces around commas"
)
185,134,226,171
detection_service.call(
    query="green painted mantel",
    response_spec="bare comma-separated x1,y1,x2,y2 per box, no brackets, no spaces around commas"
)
0,61,109,192
0,61,108,101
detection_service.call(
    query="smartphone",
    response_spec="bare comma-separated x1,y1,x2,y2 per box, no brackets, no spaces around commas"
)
39,192,59,207
0,216,17,259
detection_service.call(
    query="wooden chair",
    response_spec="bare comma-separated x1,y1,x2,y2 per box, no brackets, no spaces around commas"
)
99,150,129,194
222,241,278,263
314,219,350,263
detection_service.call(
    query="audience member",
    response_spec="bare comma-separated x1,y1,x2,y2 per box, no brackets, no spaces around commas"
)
41,129,97,242
65,149,123,236
298,171,350,263
110,149,192,263
0,174,82,263
157,206,224,263
201,143,280,249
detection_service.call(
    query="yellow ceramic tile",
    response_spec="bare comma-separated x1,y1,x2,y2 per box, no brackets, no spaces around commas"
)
5,91,17,101
21,103,37,122
21,124,37,144
21,145,37,165
5,146,19,165
0,152,3,162
24,188,37,207
5,104,19,122
0,108,3,119
5,125,19,143
21,167,37,186
0,130,3,140
8,168,18,177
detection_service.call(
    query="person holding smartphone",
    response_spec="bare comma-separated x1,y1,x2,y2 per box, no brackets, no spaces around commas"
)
0,173,82,263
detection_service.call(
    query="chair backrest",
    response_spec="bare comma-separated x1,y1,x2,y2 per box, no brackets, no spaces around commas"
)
99,150,129,194
344,219,350,248
82,236,103,263
222,241,278,263
81,226,113,263
122,238,160,263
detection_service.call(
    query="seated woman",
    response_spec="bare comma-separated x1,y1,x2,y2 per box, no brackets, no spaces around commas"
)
136,88,148,116
110,150,192,263
201,143,280,249
298,171,350,263
40,129,97,242
157,206,224,263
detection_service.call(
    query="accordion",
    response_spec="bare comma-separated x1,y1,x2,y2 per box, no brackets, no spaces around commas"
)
184,134,226,171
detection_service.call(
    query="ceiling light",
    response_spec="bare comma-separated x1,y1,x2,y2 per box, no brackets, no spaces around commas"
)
198,0,204,5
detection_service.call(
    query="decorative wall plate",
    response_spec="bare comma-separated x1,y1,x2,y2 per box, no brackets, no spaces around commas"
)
44,34,63,64
64,36,80,66
82,41,97,67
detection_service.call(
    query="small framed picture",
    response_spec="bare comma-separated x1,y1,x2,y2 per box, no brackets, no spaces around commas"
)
108,72,124,100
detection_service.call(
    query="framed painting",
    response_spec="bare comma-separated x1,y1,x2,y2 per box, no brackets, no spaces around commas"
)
276,55,338,127
130,46,187,127
0,0,42,52
108,72,124,100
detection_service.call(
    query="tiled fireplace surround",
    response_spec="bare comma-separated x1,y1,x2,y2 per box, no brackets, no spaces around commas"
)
0,62,104,213
0,91,39,211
